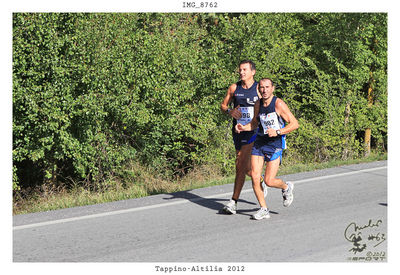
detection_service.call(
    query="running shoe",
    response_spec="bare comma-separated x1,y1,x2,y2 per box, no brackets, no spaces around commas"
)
252,207,271,220
282,181,294,207
222,199,237,214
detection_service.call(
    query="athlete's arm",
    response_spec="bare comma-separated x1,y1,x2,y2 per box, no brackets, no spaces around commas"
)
269,98,299,137
256,83,262,99
221,83,241,120
235,100,260,133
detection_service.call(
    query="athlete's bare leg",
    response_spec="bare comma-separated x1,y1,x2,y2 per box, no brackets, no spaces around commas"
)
251,154,266,207
231,143,253,200
263,157,287,190
252,156,288,207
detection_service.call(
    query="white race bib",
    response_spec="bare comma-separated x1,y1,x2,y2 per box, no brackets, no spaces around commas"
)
237,107,254,125
260,112,281,134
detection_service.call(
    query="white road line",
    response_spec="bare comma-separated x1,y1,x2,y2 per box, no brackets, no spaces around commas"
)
290,165,387,184
13,165,387,231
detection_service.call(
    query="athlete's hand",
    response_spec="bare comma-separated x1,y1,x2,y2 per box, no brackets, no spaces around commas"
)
229,105,242,120
266,128,278,137
235,123,244,133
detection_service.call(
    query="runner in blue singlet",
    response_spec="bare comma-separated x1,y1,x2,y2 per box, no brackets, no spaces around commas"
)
235,78,299,220
220,60,261,214
231,80,259,151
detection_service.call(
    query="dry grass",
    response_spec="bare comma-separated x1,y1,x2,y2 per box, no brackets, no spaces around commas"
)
13,152,386,215
13,163,231,215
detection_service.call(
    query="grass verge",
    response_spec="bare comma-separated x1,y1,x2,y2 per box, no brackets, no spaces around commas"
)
13,153,386,215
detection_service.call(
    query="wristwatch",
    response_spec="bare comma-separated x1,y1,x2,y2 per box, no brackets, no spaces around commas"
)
276,130,281,136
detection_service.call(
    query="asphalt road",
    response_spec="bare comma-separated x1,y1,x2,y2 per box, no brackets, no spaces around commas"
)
13,161,387,262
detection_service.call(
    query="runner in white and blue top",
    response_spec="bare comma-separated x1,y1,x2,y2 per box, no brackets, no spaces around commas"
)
252,95,286,163
235,78,299,220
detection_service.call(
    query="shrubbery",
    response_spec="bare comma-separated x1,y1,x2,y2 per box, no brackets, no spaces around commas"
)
13,13,387,193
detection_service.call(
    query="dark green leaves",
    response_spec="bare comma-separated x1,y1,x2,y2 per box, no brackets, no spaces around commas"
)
13,13,387,191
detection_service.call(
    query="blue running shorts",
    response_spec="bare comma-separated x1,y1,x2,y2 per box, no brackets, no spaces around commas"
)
251,141,283,162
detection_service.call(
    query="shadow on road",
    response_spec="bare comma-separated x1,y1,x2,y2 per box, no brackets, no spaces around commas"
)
236,208,279,217
162,190,280,217
163,190,257,214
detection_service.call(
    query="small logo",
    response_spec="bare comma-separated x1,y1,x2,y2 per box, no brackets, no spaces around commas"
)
246,98,255,105
344,218,386,261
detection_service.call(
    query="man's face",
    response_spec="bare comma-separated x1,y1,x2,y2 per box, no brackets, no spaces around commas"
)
259,79,275,100
238,63,255,81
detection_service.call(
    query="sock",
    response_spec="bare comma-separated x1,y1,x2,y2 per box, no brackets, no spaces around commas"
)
232,198,238,204
283,183,289,191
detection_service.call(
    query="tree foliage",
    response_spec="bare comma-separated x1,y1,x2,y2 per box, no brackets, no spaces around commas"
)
13,13,387,191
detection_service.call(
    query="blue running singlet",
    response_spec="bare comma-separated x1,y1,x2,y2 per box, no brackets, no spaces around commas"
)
231,81,260,150
256,96,286,149
232,81,260,129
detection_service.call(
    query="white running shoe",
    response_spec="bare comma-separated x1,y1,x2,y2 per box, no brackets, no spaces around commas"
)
282,181,294,207
222,199,237,214
252,207,271,220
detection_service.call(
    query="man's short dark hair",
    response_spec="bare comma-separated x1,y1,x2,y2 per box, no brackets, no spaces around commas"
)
259,78,274,86
239,60,256,71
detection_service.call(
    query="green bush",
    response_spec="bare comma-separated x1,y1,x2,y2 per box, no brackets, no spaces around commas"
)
13,13,387,192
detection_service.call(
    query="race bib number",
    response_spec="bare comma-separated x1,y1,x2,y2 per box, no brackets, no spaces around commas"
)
260,112,281,134
237,107,254,125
